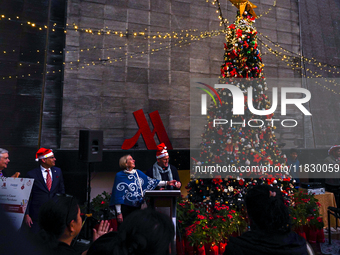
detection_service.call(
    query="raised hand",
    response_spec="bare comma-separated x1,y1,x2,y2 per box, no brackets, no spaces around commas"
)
93,220,113,242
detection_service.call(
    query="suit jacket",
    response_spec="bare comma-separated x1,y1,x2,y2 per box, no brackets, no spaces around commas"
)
1,169,9,177
25,166,65,221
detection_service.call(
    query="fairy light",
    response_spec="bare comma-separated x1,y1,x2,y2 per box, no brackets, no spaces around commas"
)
0,14,62,31
64,30,223,70
259,32,340,73
260,40,340,95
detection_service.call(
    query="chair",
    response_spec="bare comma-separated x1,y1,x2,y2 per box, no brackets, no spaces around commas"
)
327,206,340,244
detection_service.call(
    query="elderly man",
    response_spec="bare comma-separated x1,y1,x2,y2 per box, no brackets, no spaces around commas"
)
24,148,65,233
0,148,10,177
0,148,20,178
146,143,181,190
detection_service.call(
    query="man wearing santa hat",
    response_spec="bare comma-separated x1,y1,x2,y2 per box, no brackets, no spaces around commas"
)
23,148,65,233
146,143,181,190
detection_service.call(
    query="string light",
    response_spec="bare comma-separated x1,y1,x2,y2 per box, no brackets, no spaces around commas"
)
64,30,223,70
0,14,61,31
64,29,223,66
259,39,340,95
259,32,340,73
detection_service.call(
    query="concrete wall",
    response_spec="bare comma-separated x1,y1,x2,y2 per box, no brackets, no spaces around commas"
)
61,0,308,150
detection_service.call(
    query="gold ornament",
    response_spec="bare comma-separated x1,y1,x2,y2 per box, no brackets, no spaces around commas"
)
228,0,257,18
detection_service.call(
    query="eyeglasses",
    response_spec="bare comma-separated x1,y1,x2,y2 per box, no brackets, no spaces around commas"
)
160,157,170,161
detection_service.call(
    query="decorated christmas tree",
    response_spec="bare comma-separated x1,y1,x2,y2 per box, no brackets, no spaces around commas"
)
178,3,326,251
188,0,293,206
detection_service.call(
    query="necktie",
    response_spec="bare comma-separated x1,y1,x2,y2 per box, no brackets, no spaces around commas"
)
45,169,52,191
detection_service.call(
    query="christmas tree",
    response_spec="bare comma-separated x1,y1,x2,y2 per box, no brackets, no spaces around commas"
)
188,0,294,206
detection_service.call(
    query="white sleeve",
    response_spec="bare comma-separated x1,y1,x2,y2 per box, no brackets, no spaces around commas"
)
115,204,121,214
158,181,167,186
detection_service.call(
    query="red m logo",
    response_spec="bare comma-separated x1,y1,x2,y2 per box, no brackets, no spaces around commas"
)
121,109,173,150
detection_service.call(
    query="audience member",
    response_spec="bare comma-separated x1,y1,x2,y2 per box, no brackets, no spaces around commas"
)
324,145,340,185
286,148,300,186
109,154,176,224
87,208,174,255
223,184,307,255
0,148,20,178
24,148,65,233
146,143,181,190
0,207,44,255
36,195,112,255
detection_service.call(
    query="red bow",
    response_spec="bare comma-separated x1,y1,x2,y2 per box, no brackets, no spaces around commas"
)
236,29,243,38
212,177,223,185
267,178,276,185
253,154,262,163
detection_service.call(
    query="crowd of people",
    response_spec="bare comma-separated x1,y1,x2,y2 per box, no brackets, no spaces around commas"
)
0,144,181,254
1,144,340,254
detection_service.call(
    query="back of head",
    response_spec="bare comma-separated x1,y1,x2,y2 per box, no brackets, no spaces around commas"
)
37,196,79,249
289,148,298,155
114,209,174,255
245,184,290,233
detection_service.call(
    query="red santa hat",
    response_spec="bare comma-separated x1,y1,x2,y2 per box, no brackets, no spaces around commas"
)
35,148,54,161
328,145,340,155
156,143,168,159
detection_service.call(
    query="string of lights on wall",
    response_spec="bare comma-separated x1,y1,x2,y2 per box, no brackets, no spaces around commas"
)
2,0,338,85
67,30,223,71
0,0,277,38
259,39,340,95
258,34,340,92
0,0,277,59
259,32,340,73
208,0,229,30
1,29,223,79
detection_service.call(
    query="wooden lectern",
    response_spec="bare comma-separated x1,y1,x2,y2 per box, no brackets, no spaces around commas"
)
144,190,181,255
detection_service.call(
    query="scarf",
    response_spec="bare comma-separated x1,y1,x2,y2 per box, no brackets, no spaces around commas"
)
152,162,173,181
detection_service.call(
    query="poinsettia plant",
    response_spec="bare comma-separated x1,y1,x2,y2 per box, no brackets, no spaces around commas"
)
177,198,248,246
289,190,323,230
90,191,115,220
208,202,247,243
177,197,210,247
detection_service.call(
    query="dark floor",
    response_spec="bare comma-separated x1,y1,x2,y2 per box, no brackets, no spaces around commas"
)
312,230,340,255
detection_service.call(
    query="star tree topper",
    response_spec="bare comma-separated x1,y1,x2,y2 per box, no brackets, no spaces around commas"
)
228,0,258,18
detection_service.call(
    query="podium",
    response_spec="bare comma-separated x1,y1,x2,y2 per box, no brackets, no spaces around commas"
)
145,190,181,255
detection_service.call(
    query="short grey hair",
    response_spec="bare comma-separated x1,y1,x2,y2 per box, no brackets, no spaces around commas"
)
0,148,8,159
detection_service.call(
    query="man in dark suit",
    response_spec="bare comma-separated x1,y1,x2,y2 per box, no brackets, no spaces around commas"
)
24,148,65,233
